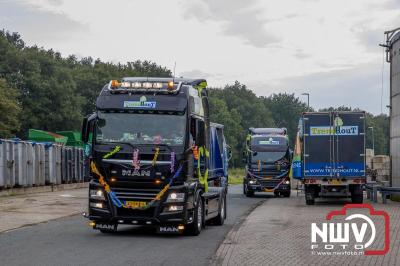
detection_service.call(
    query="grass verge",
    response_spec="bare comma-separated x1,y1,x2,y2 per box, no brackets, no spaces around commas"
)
228,168,245,185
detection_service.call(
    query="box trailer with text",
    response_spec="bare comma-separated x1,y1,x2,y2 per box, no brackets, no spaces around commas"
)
292,111,366,205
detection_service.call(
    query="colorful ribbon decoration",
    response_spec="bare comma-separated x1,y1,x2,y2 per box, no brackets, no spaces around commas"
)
152,147,160,166
192,145,199,160
170,151,175,173
132,148,140,170
103,146,121,159
197,146,209,192
90,161,183,210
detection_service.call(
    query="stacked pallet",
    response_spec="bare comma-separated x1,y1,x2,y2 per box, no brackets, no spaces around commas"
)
366,148,374,169
372,155,390,182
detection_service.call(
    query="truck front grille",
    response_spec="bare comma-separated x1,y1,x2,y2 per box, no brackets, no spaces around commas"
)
259,179,282,189
112,187,160,202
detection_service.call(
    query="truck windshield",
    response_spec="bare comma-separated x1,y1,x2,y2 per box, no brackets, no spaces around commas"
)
251,151,287,163
96,112,186,146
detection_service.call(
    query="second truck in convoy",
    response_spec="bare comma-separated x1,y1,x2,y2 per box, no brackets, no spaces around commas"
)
243,128,291,197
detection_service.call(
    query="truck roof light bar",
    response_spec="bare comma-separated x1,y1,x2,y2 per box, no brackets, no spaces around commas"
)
108,80,182,93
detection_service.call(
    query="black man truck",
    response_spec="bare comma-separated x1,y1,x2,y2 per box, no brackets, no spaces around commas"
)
82,78,229,235
243,128,291,197
292,111,366,205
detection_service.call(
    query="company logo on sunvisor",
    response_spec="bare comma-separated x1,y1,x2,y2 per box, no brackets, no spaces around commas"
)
124,96,156,108
258,138,280,145
310,126,358,136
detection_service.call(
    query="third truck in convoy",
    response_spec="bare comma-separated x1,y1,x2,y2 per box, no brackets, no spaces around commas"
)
292,111,366,205
243,128,291,197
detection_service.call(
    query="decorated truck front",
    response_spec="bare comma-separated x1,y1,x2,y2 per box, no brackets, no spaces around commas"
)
291,111,366,205
82,78,227,235
243,128,291,197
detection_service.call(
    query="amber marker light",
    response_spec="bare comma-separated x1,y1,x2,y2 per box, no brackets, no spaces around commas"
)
111,80,121,88
167,81,174,90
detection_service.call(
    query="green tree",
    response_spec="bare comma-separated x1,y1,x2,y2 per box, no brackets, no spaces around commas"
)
0,30,172,137
208,96,242,166
209,82,275,166
263,93,308,146
0,79,21,137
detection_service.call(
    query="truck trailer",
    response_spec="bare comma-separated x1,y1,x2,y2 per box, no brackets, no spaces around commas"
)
82,78,228,235
243,128,291,197
292,111,366,205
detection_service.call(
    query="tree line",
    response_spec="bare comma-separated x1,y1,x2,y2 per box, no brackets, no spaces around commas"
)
0,30,389,167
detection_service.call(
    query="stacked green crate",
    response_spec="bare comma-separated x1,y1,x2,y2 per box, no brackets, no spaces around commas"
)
56,131,84,147
28,129,68,144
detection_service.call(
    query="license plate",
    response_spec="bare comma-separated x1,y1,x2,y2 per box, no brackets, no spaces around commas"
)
125,201,148,208
329,179,342,185
264,188,274,192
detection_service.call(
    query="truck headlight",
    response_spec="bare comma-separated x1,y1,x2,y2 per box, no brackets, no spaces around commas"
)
249,180,257,185
90,202,103,209
90,189,105,200
284,180,290,185
167,205,184,212
166,192,185,202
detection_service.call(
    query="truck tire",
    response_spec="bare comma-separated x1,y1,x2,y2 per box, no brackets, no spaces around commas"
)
187,196,203,236
244,184,254,197
306,197,315,205
283,191,291,198
210,194,226,226
351,185,363,203
305,185,315,205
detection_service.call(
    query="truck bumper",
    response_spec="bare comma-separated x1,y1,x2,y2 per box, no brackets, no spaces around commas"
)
87,181,195,226
248,180,291,192
304,178,365,197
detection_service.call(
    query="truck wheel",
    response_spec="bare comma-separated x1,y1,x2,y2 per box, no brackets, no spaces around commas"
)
305,192,315,205
305,185,315,205
274,191,280,197
351,186,363,203
283,191,291,198
244,184,254,197
351,191,364,203
210,194,226,226
306,198,315,205
187,197,203,236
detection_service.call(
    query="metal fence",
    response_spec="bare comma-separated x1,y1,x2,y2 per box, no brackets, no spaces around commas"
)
0,139,85,189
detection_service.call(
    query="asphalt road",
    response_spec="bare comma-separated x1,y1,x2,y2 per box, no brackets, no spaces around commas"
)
0,185,265,266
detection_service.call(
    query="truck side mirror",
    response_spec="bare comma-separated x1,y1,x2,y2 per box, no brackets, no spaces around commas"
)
227,145,232,161
82,113,96,143
242,151,247,163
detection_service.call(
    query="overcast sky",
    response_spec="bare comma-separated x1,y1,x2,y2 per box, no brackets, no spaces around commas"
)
1,0,399,114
